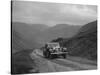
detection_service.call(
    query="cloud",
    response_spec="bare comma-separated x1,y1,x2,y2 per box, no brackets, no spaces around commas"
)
12,1,97,26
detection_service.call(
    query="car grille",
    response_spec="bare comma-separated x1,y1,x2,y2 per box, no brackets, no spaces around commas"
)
54,48,61,52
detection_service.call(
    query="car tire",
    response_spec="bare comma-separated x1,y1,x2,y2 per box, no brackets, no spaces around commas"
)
46,51,50,58
49,54,54,59
43,51,47,58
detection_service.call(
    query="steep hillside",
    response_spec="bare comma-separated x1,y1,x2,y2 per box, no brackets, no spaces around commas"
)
12,29,38,53
11,50,38,74
76,21,97,37
12,30,25,53
12,22,49,48
12,22,49,40
63,21,97,60
12,22,42,74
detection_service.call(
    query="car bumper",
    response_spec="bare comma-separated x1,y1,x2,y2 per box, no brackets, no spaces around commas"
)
50,52,68,54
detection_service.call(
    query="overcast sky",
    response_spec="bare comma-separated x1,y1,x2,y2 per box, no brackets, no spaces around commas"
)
12,1,97,26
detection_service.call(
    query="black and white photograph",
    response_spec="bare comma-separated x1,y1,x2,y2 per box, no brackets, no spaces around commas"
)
11,0,97,74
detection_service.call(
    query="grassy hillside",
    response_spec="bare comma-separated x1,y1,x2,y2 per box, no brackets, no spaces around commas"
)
12,26,40,74
12,22,42,74
12,22,49,47
12,29,39,53
11,50,39,74
66,21,97,60
52,21,97,60
12,30,38,74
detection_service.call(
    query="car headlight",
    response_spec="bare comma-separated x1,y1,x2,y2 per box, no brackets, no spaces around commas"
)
53,48,55,50
49,49,52,51
50,49,55,52
63,48,67,49
63,48,67,51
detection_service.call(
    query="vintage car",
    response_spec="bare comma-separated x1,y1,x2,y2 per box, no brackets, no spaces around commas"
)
43,42,68,58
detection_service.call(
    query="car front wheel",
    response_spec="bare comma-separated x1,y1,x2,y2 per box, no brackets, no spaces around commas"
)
62,54,66,58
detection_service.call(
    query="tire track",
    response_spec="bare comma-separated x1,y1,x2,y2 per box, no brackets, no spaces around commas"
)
34,49,84,70
53,59,97,70
30,49,97,73
30,50,75,72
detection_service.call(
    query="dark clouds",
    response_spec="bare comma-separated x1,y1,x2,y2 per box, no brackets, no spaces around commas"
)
12,1,97,26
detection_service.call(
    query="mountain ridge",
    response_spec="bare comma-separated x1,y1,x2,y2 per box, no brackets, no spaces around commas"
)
64,21,97,60
51,20,97,60
37,24,81,44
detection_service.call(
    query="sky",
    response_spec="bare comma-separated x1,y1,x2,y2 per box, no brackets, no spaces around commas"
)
12,1,97,26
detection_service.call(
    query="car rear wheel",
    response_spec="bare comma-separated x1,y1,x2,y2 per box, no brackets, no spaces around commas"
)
43,51,47,58
45,51,50,58
50,54,54,59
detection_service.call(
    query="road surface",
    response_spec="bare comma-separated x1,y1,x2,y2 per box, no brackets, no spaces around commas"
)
30,49,97,73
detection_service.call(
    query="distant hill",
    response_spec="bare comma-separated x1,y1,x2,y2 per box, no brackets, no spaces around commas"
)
76,21,97,37
12,22,49,40
12,22,81,46
12,22,49,53
37,24,81,44
12,29,38,53
12,22,49,49
62,21,97,60
12,22,43,73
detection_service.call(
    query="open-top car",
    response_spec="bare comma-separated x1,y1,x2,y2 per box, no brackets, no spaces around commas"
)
43,42,68,59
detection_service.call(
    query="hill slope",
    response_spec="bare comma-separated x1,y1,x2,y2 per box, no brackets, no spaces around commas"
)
12,22,81,46
12,29,38,53
12,22,49,49
63,21,97,60
52,21,97,60
37,24,81,44
12,22,49,40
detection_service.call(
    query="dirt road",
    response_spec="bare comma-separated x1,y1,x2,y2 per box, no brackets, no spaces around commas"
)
30,49,97,73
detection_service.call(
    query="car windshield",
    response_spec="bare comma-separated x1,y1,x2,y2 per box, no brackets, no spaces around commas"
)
48,43,59,47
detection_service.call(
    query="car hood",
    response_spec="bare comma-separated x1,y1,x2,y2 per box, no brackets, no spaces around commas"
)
53,47,60,49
